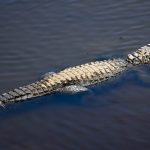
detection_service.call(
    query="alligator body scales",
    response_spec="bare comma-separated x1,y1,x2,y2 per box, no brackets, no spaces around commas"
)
0,44,150,106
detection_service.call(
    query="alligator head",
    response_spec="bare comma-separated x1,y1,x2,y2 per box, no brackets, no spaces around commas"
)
127,44,150,65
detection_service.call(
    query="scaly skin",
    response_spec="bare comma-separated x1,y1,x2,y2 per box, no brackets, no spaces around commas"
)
0,44,150,106
0,59,128,105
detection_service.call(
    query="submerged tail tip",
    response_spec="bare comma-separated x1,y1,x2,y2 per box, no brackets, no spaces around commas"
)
127,44,150,65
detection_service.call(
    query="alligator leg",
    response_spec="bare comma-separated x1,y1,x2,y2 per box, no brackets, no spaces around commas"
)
59,85,88,93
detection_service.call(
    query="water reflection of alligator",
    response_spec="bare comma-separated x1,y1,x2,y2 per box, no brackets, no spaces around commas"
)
0,44,150,106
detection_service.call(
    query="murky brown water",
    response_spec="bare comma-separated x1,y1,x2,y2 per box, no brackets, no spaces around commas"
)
0,0,150,150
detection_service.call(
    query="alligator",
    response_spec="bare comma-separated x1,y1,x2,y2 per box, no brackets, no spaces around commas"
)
0,44,150,106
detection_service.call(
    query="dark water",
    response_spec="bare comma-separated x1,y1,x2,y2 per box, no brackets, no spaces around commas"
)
0,0,150,149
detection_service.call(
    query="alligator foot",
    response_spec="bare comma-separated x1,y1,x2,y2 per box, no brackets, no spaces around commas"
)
59,85,88,93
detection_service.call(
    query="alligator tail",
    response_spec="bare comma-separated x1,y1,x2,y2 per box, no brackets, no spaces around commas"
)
0,80,51,106
126,44,150,65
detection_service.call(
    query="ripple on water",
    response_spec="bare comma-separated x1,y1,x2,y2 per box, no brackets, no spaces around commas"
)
0,0,150,150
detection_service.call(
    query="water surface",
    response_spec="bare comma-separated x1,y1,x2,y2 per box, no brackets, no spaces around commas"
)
0,0,150,150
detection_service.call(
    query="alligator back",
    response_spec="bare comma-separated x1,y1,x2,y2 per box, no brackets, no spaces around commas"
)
1,44,150,106
0,58,128,106
49,58,128,87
